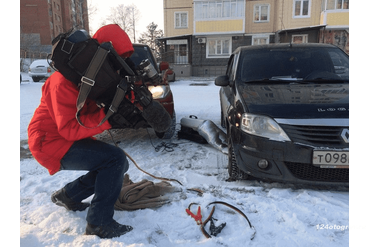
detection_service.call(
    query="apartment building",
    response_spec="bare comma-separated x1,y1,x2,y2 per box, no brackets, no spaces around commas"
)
20,0,89,58
161,0,349,77
320,0,349,53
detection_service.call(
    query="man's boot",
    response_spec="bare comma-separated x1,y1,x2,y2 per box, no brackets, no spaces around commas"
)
51,188,90,211
85,220,133,238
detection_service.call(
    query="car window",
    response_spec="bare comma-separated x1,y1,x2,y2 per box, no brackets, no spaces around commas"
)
30,60,49,67
328,50,349,78
237,47,349,82
231,53,240,81
226,55,235,78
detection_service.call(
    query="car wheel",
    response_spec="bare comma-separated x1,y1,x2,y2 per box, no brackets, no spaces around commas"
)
172,73,175,82
227,133,249,181
32,76,40,82
155,111,176,139
221,110,226,128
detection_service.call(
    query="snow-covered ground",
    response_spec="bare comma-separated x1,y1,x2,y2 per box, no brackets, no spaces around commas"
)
20,73,351,246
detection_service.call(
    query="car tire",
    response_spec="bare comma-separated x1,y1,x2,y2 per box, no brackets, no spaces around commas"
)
227,133,249,181
172,73,176,82
32,76,40,82
155,111,176,139
221,110,226,128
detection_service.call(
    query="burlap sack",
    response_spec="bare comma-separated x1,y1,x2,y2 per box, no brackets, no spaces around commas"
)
114,174,180,211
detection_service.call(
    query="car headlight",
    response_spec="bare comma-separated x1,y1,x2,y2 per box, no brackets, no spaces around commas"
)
240,113,291,142
148,85,170,99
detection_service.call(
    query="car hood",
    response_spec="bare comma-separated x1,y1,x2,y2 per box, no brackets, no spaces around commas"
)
237,83,349,119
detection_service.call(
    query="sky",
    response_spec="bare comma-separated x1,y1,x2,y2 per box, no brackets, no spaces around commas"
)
88,0,164,36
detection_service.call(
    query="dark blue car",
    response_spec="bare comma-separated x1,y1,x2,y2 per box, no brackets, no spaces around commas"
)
215,43,349,186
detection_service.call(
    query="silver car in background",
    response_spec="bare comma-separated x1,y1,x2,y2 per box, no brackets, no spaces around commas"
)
28,59,55,82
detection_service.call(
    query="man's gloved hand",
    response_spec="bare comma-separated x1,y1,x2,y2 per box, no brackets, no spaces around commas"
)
106,85,172,132
141,100,172,133
134,85,152,108
107,98,146,129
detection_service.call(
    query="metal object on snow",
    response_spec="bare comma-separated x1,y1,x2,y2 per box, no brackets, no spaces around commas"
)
180,116,228,154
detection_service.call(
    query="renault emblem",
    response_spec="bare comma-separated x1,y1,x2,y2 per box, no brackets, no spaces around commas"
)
341,129,349,143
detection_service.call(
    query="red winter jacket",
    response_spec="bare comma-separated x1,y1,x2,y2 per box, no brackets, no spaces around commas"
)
28,24,134,175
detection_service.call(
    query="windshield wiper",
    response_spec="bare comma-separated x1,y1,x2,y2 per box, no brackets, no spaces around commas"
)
243,76,349,84
301,78,348,83
244,77,303,83
270,76,302,81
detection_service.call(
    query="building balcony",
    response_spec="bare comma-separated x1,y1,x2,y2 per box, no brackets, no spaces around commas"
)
320,10,349,29
194,19,245,35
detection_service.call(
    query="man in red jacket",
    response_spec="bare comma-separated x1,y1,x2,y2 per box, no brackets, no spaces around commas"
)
28,24,134,239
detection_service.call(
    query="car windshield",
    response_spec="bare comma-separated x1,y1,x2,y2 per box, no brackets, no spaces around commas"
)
237,46,349,82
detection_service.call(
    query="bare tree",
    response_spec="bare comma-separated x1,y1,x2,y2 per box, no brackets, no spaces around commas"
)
87,0,98,19
106,4,141,42
87,0,98,34
138,22,164,60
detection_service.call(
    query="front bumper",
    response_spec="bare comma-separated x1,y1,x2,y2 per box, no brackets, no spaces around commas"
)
230,126,349,186
28,71,53,77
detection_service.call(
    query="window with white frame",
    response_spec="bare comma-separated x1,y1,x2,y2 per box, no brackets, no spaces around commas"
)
254,4,270,22
326,0,349,10
195,0,245,20
207,37,231,58
252,35,269,45
292,34,308,43
175,12,188,28
294,0,310,17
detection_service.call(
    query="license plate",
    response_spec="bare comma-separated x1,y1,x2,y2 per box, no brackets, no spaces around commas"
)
34,69,44,73
312,150,349,168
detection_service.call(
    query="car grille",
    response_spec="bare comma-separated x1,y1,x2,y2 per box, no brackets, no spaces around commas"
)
280,124,348,148
286,162,349,182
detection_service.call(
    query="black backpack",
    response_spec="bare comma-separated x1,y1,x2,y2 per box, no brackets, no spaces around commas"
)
49,29,137,128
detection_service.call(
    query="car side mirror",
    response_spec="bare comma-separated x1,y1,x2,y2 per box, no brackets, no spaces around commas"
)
215,75,230,86
159,61,170,72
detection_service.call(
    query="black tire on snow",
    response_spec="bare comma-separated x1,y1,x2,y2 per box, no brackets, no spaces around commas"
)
227,134,249,181
155,111,176,139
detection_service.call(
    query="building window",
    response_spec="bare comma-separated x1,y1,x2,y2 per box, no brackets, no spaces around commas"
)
254,4,270,22
294,0,310,18
195,0,245,20
252,35,269,45
207,37,231,58
292,34,308,43
175,12,188,28
326,0,349,10
174,44,188,64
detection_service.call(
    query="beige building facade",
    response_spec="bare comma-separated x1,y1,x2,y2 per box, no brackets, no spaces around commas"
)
161,0,349,76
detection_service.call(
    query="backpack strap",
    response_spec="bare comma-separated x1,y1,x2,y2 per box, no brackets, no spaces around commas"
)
98,78,128,125
75,45,110,128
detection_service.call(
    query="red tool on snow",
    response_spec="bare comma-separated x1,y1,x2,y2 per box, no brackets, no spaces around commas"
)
185,201,256,240
186,205,203,225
